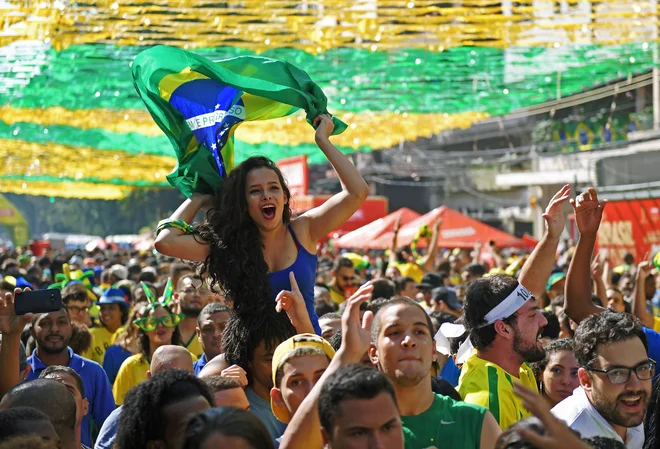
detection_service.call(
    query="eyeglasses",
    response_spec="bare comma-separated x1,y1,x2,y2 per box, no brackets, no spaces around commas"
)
133,314,183,332
588,360,656,385
67,305,90,314
339,276,353,282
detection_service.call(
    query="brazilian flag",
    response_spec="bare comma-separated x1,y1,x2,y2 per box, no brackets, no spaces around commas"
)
132,45,347,197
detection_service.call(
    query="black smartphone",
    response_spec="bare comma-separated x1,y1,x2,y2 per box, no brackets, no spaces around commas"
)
14,289,63,315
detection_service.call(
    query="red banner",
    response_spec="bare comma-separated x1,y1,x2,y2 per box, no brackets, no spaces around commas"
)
277,155,309,198
596,198,660,265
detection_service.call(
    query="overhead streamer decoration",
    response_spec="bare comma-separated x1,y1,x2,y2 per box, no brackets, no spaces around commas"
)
132,45,346,197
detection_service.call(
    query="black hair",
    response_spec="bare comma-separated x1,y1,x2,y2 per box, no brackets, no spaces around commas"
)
371,296,434,345
371,278,396,301
197,302,231,327
464,263,487,278
328,329,342,352
39,365,86,398
573,310,647,368
495,417,546,449
222,308,296,385
463,274,520,350
394,276,415,294
195,156,292,314
61,283,89,304
645,381,660,449
115,369,214,449
429,312,456,334
540,310,560,340
333,257,354,272
134,303,183,362
591,294,603,308
395,245,412,263
183,407,274,449
314,300,336,318
1,379,76,442
366,297,393,316
0,407,52,440
319,312,341,321
318,364,398,435
201,376,242,393
531,339,574,390
138,271,157,284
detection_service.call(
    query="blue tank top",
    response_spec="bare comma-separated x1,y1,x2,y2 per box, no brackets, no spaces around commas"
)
268,225,321,335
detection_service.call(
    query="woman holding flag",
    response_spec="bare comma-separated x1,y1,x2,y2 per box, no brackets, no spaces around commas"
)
154,114,369,335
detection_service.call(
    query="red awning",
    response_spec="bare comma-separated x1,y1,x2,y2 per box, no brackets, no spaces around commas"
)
369,206,528,250
334,207,422,249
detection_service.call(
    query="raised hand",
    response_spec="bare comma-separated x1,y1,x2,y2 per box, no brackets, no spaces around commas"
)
590,257,604,278
0,288,32,335
220,364,248,388
340,282,374,362
513,383,591,449
569,187,606,236
276,272,312,333
543,184,572,240
191,193,215,212
433,217,443,232
313,114,335,141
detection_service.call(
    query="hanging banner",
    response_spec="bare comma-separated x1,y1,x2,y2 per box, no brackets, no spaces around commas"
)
277,155,309,198
596,199,660,266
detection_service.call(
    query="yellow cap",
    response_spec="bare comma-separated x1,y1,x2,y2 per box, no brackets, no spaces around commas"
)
270,333,335,423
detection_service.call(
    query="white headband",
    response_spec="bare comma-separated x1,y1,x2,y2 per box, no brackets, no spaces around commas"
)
433,283,533,365
482,282,532,326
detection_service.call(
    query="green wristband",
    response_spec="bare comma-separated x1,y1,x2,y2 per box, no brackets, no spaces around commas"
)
156,218,195,236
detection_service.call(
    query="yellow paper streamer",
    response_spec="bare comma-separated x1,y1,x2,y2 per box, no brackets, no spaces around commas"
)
0,106,489,150
0,0,655,51
0,179,136,200
0,138,175,184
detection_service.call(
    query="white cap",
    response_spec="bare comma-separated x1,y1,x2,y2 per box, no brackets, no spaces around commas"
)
109,264,128,280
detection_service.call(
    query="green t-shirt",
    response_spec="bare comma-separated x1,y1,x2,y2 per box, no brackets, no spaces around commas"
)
402,394,487,449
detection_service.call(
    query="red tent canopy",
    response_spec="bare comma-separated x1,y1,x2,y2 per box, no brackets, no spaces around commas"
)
369,206,528,250
334,207,421,249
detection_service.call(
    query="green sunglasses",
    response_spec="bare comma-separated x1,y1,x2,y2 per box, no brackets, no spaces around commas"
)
133,314,184,332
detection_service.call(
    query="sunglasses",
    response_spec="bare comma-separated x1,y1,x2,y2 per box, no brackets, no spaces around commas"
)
133,314,183,332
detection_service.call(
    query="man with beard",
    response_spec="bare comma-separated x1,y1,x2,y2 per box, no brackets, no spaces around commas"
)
369,296,501,449
459,275,548,430
458,185,571,430
551,311,651,449
174,274,212,357
328,257,356,306
24,308,115,448
193,303,231,375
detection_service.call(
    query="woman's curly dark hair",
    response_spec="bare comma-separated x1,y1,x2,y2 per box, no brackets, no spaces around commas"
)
195,156,292,314
135,303,182,362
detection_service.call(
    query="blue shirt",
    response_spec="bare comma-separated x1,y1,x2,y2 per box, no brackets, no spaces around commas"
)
245,387,287,440
440,357,461,387
268,225,320,335
103,345,132,385
644,327,660,364
193,353,208,376
94,405,122,449
27,347,116,447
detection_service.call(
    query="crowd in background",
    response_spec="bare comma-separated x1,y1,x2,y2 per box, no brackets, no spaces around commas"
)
0,186,659,449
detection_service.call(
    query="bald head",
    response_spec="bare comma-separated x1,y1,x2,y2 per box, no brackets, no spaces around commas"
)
149,345,193,375
0,379,76,446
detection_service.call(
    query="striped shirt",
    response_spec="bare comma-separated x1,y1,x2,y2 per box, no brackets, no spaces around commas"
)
458,354,538,430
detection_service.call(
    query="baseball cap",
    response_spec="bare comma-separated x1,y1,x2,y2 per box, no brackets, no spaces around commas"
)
545,272,566,291
271,334,335,423
416,273,444,290
109,264,128,280
431,287,462,311
98,288,130,308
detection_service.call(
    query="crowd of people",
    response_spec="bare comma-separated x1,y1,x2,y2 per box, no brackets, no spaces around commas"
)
0,123,659,449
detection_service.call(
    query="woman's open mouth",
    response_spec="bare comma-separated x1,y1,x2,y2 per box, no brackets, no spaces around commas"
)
262,205,276,220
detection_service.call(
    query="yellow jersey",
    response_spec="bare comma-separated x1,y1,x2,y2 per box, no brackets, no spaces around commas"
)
394,262,425,284
112,354,149,406
181,333,204,358
458,353,538,430
82,326,125,365
329,287,347,305
113,352,198,405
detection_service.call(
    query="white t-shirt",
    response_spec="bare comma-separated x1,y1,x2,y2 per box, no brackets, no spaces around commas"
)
551,387,644,449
